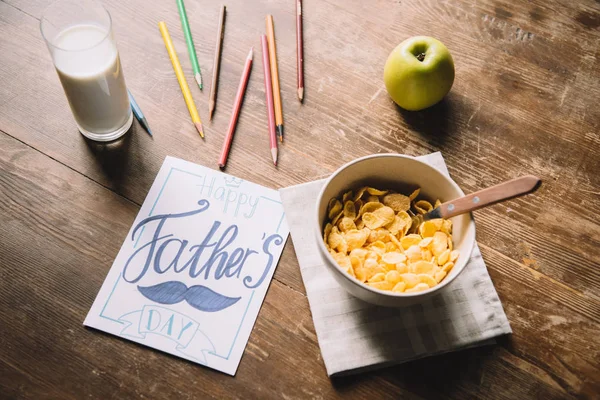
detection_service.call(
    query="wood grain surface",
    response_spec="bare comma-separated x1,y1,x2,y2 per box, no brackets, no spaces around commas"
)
1,0,599,398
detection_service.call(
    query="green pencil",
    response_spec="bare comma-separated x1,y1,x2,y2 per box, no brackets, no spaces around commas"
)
176,0,203,90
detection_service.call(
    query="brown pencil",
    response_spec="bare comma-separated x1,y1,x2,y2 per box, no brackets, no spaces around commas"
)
209,5,226,120
266,15,284,142
296,0,304,102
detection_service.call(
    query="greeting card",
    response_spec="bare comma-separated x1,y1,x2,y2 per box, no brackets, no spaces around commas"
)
85,156,289,375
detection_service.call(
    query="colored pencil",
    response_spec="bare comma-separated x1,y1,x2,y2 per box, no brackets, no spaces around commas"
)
260,35,278,166
218,48,253,169
127,90,152,136
266,15,284,142
158,21,204,138
209,5,226,120
296,0,304,102
176,0,203,90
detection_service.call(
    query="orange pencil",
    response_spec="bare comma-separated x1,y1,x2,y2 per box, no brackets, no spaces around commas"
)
296,0,304,102
266,15,284,142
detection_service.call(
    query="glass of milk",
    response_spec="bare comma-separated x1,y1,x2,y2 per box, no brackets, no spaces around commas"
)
41,0,133,141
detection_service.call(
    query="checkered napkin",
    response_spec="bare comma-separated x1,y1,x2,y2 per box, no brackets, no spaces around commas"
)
279,152,512,377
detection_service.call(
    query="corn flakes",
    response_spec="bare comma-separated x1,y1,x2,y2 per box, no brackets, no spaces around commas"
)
382,193,411,212
363,206,395,229
414,200,434,214
324,186,459,293
328,198,342,219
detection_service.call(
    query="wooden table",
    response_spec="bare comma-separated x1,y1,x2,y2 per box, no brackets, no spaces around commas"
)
1,0,599,398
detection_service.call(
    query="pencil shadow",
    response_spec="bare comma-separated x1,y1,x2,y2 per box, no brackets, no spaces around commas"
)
82,123,135,190
392,94,457,148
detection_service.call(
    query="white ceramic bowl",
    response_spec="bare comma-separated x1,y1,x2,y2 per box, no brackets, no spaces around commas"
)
315,154,476,307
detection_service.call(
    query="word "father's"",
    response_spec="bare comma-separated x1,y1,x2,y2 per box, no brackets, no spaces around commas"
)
123,200,283,291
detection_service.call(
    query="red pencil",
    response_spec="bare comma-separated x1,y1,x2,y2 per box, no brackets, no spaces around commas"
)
218,48,253,169
296,0,304,102
260,35,278,166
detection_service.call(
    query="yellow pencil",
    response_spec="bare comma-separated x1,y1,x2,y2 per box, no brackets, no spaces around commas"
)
158,21,204,137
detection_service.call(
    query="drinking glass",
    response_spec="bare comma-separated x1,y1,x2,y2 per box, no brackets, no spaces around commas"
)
41,0,132,141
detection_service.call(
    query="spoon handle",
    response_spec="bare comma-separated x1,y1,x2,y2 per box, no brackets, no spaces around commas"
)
435,175,541,219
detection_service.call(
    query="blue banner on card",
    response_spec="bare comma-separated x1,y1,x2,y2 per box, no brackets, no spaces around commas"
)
119,305,215,364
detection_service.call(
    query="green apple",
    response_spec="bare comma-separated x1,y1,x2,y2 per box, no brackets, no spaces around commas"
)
384,36,455,111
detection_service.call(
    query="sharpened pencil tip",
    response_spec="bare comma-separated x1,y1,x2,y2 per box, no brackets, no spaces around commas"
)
140,117,153,137
194,122,204,138
271,148,278,166
248,47,254,59
298,87,304,102
209,100,215,121
195,73,203,90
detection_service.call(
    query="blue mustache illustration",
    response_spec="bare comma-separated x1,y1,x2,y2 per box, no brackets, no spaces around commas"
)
138,281,241,312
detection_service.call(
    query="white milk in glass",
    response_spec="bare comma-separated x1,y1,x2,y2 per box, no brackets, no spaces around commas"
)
52,24,131,136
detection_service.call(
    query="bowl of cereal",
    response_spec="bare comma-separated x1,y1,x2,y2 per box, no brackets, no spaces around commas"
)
315,154,476,307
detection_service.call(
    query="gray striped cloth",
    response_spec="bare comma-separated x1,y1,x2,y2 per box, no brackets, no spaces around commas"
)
279,152,512,377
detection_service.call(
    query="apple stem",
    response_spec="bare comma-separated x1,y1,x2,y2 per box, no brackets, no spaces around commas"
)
417,52,426,62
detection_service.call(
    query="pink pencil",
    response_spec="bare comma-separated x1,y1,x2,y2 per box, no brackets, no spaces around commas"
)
260,35,278,166
218,48,253,169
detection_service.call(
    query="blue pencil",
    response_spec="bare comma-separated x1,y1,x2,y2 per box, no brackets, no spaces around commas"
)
128,90,153,136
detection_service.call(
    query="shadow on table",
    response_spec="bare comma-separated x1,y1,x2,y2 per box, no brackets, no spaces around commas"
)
331,339,501,397
82,325,226,378
82,123,139,191
391,93,463,148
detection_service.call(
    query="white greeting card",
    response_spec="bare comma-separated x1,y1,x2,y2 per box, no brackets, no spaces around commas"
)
85,156,289,375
